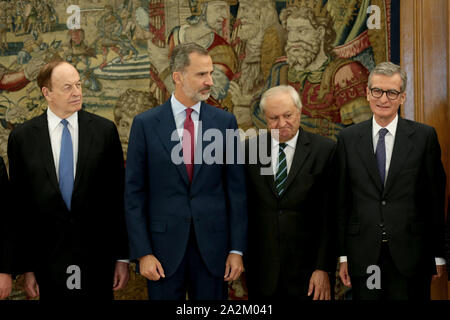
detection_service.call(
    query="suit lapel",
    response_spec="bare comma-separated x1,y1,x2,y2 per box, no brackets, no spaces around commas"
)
154,101,189,186
283,128,311,194
34,112,60,194
355,120,384,192
73,110,93,192
383,118,414,195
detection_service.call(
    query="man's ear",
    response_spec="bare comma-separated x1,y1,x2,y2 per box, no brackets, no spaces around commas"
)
173,72,182,85
400,92,406,105
42,87,50,100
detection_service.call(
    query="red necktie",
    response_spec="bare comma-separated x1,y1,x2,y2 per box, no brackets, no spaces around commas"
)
183,108,195,183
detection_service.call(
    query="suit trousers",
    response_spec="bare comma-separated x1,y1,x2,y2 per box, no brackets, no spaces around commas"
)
351,243,431,300
147,223,227,300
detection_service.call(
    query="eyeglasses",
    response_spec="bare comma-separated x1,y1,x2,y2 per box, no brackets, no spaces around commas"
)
369,87,402,100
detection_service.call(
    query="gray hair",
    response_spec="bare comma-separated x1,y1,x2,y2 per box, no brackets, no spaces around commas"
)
260,85,302,113
170,42,209,73
368,61,407,92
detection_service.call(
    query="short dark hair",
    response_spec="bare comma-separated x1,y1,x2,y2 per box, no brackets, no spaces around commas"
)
36,60,67,91
169,42,209,73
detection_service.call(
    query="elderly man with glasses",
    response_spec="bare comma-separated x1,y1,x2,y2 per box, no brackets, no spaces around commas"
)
335,62,447,300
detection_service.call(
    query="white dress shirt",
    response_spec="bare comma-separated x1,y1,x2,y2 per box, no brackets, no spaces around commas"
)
171,94,200,144
271,130,299,177
340,115,445,266
47,108,78,181
372,115,397,185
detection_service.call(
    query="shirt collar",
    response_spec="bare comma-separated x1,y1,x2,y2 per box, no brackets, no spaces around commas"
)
372,114,398,138
271,129,299,150
47,107,78,132
171,94,201,117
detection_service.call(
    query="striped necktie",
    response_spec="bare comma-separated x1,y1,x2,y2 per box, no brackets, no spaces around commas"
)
275,143,288,195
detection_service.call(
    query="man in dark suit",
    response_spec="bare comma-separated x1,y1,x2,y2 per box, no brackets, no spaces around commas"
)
125,42,247,300
337,62,447,300
0,157,12,299
245,85,336,300
7,61,129,300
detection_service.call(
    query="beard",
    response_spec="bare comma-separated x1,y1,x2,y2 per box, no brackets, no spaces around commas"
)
238,21,259,41
182,82,211,102
285,38,321,70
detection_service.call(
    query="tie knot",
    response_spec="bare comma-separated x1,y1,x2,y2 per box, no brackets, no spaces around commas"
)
279,143,287,150
185,108,193,118
379,128,388,138
61,119,69,128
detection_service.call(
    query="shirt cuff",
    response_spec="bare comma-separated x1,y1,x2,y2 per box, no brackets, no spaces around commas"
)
230,250,243,256
117,259,130,263
435,257,446,266
339,256,347,263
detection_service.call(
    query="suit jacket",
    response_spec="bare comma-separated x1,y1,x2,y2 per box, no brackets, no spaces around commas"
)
125,100,247,278
0,157,12,274
336,118,446,277
7,110,128,291
245,130,336,296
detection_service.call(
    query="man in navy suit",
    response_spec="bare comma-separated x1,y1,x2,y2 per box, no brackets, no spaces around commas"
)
125,42,247,300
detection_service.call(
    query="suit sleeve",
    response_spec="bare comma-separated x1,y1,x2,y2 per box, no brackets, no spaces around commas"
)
314,141,337,272
425,127,446,259
0,157,12,274
335,132,351,258
224,115,248,253
107,123,129,260
7,130,35,274
124,116,152,261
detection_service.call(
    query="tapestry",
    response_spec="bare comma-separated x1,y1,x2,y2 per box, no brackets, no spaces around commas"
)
1,0,393,300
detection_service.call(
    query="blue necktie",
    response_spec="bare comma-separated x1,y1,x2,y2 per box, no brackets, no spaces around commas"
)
375,128,389,185
275,143,288,195
59,119,74,210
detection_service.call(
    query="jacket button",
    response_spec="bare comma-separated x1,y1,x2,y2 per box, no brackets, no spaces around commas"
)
381,200,386,206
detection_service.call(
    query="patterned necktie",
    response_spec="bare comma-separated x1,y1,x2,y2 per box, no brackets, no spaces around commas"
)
59,119,74,210
375,128,389,185
183,108,195,183
275,143,288,195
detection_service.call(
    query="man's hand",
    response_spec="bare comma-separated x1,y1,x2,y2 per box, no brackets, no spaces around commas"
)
0,273,12,299
308,270,331,300
339,262,352,287
113,261,130,291
139,254,165,281
224,253,244,282
24,272,39,298
432,264,446,282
